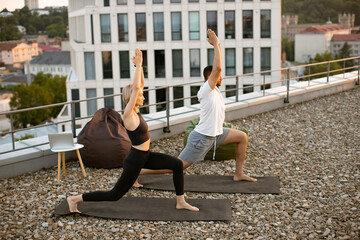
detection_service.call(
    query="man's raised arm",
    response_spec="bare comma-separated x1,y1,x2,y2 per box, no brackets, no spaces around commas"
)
207,29,222,90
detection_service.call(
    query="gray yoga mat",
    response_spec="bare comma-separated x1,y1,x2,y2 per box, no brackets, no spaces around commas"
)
54,197,232,221
138,175,280,194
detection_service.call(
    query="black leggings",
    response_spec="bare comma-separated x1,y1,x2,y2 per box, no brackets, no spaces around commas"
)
83,147,184,201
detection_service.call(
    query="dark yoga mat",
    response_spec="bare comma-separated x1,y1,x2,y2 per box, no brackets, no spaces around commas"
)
54,197,232,221
138,175,280,194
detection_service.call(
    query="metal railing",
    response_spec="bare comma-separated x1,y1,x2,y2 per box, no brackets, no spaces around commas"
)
1,56,359,154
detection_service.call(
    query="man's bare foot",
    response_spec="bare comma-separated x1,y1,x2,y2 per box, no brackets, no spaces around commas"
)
233,174,257,182
176,201,199,212
67,196,81,213
133,179,143,188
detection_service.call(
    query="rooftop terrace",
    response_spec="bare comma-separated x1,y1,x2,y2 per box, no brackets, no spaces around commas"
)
0,86,359,239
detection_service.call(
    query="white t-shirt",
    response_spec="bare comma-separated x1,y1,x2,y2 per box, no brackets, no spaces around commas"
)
194,81,225,137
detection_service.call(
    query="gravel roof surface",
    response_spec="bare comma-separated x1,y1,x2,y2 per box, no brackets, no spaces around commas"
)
1,87,359,240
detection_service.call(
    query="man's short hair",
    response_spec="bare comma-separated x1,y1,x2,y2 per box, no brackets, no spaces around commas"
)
203,65,212,81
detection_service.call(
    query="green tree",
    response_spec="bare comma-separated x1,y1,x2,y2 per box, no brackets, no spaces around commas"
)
282,37,295,61
46,23,66,38
337,42,354,70
303,52,342,80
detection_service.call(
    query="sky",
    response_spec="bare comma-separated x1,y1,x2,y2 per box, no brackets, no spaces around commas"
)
0,0,68,11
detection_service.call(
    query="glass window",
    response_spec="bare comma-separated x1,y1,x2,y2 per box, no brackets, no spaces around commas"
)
136,13,146,41
207,0,216,1
100,14,111,43
243,48,253,74
117,0,127,4
84,52,95,80
153,12,164,41
190,86,200,104
207,11,217,36
119,51,130,78
261,10,271,38
156,88,166,112
226,85,236,97
261,84,271,90
172,50,183,77
173,86,184,108
171,12,182,40
153,0,163,3
171,0,181,2
104,0,109,6
142,50,148,78
225,11,235,39
155,50,165,78
243,84,254,94
261,47,271,74
118,14,128,42
190,49,200,77
139,87,149,114
71,89,80,118
135,0,145,3
189,0,199,2
104,88,114,109
225,0,234,1
102,51,113,79
243,10,253,39
86,89,97,116
207,48,214,65
90,15,94,44
225,48,236,76
189,11,200,40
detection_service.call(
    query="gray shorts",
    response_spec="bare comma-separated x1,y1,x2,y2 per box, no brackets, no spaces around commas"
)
179,128,231,163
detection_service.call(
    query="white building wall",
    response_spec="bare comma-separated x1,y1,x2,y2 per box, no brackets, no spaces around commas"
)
295,34,326,63
63,0,281,129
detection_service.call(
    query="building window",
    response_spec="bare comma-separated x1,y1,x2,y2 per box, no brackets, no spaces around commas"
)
142,50,148,78
261,84,271,90
104,88,114,109
153,0,163,3
225,48,236,76
86,89,97,116
261,47,271,74
119,51,130,78
190,86,200,104
117,0,127,5
190,49,200,77
102,51,113,79
189,11,200,40
208,48,214,65
171,12,182,40
243,10,253,39
172,50,183,77
135,0,145,3
84,52,95,80
171,0,181,2
100,14,111,43
189,0,199,2
207,0,216,1
118,13,128,42
71,89,80,118
156,88,166,112
139,87,149,114
173,86,184,108
90,15,94,44
225,11,235,39
153,12,164,41
207,11,217,36
136,13,146,41
155,50,165,78
104,0,109,6
243,84,254,94
226,85,236,97
243,48,253,74
261,10,271,38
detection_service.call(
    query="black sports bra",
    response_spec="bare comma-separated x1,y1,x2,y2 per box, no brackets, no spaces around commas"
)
126,112,150,146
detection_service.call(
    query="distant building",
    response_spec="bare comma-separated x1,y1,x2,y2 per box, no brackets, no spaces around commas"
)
30,7,66,16
0,41,39,68
338,13,355,29
38,44,61,53
281,15,322,40
0,73,28,88
331,34,360,57
17,25,26,35
24,0,39,10
0,12,14,17
25,51,71,77
295,24,350,63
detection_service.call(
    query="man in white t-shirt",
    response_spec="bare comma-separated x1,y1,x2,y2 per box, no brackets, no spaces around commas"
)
134,29,256,186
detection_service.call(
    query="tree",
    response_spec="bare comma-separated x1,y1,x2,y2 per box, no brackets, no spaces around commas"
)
337,42,354,70
303,52,342,80
282,37,295,62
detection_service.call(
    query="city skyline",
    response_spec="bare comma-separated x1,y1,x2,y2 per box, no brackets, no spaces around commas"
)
0,0,68,11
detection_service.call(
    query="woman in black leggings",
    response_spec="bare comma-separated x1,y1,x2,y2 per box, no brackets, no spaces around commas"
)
66,48,199,213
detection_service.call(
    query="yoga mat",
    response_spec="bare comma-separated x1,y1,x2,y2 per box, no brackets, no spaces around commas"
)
54,197,232,221
138,175,280,194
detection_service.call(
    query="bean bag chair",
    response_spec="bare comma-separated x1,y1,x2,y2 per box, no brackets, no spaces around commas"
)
183,118,248,161
77,108,131,168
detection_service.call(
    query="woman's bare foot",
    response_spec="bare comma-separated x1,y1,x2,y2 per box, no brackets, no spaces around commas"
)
233,174,257,182
67,196,81,213
176,201,199,212
133,179,143,188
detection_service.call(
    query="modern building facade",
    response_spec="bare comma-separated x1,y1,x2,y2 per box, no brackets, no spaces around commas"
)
24,0,39,10
331,34,360,57
63,0,281,129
